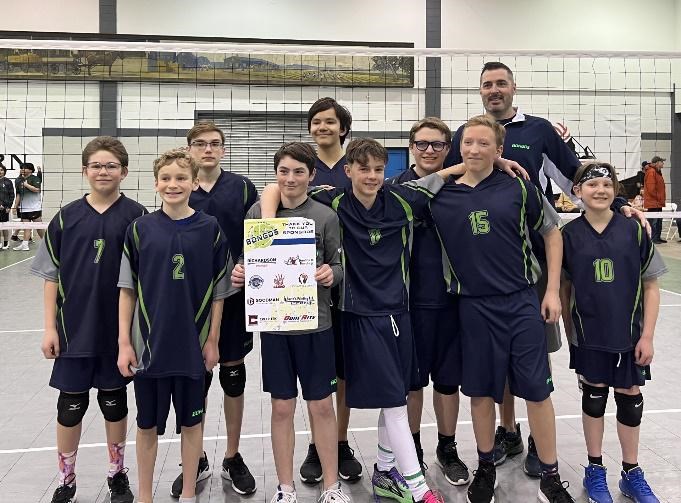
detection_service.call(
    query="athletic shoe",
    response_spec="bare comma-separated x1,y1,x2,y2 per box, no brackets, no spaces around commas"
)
50,478,77,503
436,440,470,486
417,490,445,503
170,451,211,498
492,424,522,465
13,242,29,251
222,452,256,495
467,462,497,503
618,467,659,502
10,235,19,242
108,469,134,503
523,435,541,478
538,474,575,502
318,483,352,503
338,441,362,481
300,443,323,484
371,464,412,503
492,426,507,465
1,242,9,249
271,484,297,503
583,464,613,503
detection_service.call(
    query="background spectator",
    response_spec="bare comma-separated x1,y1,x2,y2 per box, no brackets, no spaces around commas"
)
643,156,666,244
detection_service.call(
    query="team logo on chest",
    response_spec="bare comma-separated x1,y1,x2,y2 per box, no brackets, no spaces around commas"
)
368,228,382,246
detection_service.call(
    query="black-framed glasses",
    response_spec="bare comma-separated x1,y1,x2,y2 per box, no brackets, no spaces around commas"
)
86,162,123,172
413,141,450,152
190,140,224,149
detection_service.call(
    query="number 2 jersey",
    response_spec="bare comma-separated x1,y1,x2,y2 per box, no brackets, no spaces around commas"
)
30,195,148,357
561,213,667,353
117,210,234,378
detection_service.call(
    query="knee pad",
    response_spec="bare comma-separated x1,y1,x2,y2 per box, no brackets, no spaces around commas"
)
57,391,90,427
581,383,609,418
433,383,459,395
615,391,643,427
219,363,246,398
97,387,128,423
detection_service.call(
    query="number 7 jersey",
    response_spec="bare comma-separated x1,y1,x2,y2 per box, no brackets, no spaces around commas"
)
118,210,234,378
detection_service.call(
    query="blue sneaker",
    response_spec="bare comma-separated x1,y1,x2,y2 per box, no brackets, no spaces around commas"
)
619,467,659,502
583,464,613,503
371,464,413,503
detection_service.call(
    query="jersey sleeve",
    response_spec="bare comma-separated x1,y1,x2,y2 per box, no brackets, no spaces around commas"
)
444,125,464,167
308,186,345,209
30,212,63,282
243,177,258,210
212,224,236,300
639,224,668,280
396,172,445,219
31,175,42,191
525,180,561,235
117,221,139,290
323,211,343,288
540,121,581,196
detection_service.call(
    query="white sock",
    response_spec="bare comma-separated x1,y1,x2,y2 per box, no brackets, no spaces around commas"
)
377,409,396,471
382,405,429,501
178,497,196,503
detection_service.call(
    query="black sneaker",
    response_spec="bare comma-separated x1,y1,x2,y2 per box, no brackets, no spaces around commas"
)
338,441,362,481
492,426,507,465
538,474,575,502
523,435,541,478
51,475,76,503
467,462,497,503
222,452,256,495
436,440,470,486
170,451,211,498
503,423,524,457
299,443,323,484
108,469,134,503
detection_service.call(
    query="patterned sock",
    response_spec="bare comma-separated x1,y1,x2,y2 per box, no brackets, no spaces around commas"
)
622,461,639,472
437,433,456,451
377,410,396,471
107,441,126,478
588,455,603,466
477,447,494,465
382,406,428,500
540,459,559,480
58,449,78,486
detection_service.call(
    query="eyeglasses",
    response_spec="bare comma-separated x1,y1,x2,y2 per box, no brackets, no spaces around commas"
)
413,141,450,152
190,140,224,149
86,162,123,172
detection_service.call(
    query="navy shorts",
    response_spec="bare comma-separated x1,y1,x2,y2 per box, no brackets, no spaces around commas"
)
218,291,253,363
410,299,462,391
261,328,337,401
535,260,562,353
570,345,650,389
0,210,8,223
459,288,553,404
331,305,345,380
134,375,205,435
341,312,418,409
50,354,130,392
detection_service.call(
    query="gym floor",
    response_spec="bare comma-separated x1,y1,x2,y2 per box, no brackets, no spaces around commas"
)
0,234,680,503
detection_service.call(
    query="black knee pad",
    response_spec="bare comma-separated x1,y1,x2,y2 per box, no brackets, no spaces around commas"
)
57,391,90,427
433,383,459,395
97,387,128,423
581,383,609,418
615,391,643,427
219,363,246,398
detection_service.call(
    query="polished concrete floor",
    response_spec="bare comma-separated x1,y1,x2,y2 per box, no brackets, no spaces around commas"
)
0,243,679,503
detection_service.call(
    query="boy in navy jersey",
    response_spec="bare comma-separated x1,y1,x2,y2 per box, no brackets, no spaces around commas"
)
300,98,363,484
261,138,464,503
117,149,232,503
232,142,350,503
429,116,574,503
386,117,469,485
561,162,666,503
31,137,146,503
172,121,257,497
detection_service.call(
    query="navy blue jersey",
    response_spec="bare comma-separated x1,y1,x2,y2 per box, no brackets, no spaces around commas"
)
309,174,444,315
562,213,667,353
430,170,561,297
189,170,257,260
387,167,449,308
30,195,147,357
118,210,231,378
312,155,352,189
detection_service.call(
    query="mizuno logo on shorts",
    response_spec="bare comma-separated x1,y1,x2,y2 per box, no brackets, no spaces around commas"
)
104,400,117,406
68,404,81,411
230,370,239,377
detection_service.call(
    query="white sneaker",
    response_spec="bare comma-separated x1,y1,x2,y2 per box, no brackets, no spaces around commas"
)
1,243,9,250
271,484,297,503
319,484,351,503
13,242,29,251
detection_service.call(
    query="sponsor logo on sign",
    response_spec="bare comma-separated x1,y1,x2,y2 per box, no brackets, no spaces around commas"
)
273,274,285,288
298,273,308,284
248,314,258,325
283,296,315,305
247,257,276,265
248,275,264,288
283,314,316,322
285,255,315,266
245,222,279,247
